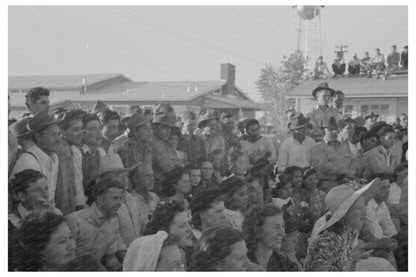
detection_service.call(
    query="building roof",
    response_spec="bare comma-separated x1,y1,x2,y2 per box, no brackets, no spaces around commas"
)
287,75,408,98
203,94,261,110
8,73,132,90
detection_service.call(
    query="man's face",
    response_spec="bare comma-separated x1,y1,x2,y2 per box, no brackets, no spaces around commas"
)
62,119,83,146
154,124,171,141
136,166,155,191
103,119,120,141
84,120,102,147
96,187,123,217
333,94,345,110
246,124,260,138
18,177,49,211
316,90,331,106
363,136,378,151
168,211,193,248
247,180,263,206
341,123,355,140
201,162,213,180
380,132,395,149
183,119,197,135
36,124,61,153
223,121,234,133
292,127,306,141
212,154,224,170
134,122,153,142
168,134,179,150
204,119,219,136
234,155,248,176
200,200,227,229
323,127,339,142
399,115,408,128
30,95,49,114
189,169,201,186
391,47,397,53
230,185,249,212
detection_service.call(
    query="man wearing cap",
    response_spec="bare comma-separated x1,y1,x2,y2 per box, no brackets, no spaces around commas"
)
117,113,153,190
364,112,379,131
153,102,176,125
150,112,184,192
309,116,358,192
11,111,61,208
277,113,315,171
197,109,226,158
306,82,344,142
361,125,400,179
338,117,360,158
177,111,206,166
24,87,50,116
220,112,241,153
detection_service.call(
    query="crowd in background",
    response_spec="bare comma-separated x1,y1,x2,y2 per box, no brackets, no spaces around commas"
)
7,80,408,271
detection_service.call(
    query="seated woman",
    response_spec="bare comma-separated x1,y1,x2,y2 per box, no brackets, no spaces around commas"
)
189,226,251,271
300,168,327,224
17,210,104,271
220,176,250,231
161,167,191,209
242,203,286,271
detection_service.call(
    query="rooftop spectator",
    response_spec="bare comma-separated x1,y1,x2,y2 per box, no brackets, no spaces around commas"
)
384,45,401,80
313,56,331,79
400,45,408,70
332,51,346,78
369,48,386,79
348,53,361,77
360,51,372,78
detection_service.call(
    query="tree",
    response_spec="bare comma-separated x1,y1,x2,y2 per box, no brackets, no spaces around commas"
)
256,49,307,131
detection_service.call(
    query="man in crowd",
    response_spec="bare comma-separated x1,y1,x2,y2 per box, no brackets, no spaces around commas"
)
277,113,315,171
220,112,241,153
24,87,50,117
11,111,60,208
197,109,225,158
100,109,121,154
398,113,408,129
178,111,206,166
66,178,126,271
332,90,345,115
370,48,386,79
332,51,346,77
384,45,401,80
364,112,379,131
338,118,359,158
309,116,358,192
306,82,343,142
241,119,276,169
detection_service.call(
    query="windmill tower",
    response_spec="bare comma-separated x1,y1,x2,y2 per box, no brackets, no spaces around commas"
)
293,6,324,72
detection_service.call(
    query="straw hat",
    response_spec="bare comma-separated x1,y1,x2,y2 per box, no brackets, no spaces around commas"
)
91,154,136,180
312,82,336,99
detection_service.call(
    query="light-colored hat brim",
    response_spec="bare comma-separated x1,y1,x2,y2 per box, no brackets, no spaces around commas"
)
91,165,136,180
289,123,307,130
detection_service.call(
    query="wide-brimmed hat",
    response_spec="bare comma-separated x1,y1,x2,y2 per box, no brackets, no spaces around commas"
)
91,154,136,180
197,109,220,129
27,111,61,133
377,125,394,137
153,112,174,127
364,111,379,120
321,116,339,129
318,178,381,233
288,113,308,130
312,82,336,99
127,113,151,131
10,118,32,138
339,117,357,129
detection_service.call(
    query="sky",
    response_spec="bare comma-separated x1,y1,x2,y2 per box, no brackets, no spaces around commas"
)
8,5,408,101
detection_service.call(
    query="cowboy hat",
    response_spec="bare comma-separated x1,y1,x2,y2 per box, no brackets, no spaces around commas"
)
312,82,336,99
364,111,379,120
152,112,174,127
127,113,151,131
27,111,62,133
288,113,309,130
197,109,220,129
91,154,136,180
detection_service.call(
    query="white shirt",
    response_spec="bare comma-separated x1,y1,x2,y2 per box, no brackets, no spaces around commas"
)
365,199,397,239
71,145,86,206
11,144,59,207
277,136,315,170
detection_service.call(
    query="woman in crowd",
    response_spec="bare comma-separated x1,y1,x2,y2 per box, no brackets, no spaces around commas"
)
300,167,327,224
228,148,249,179
169,126,188,166
162,167,191,209
221,176,249,231
246,176,264,208
17,210,104,271
242,203,286,271
189,227,251,271
143,199,193,270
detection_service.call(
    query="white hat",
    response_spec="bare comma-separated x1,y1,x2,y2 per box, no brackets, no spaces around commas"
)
91,154,136,180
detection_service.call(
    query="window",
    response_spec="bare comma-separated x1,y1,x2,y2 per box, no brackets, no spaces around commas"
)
343,105,353,118
360,104,390,121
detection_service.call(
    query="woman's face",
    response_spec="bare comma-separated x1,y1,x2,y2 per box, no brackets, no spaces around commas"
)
231,185,249,212
169,211,193,248
303,173,319,190
234,155,249,176
278,183,292,199
247,180,263,205
41,222,76,270
344,197,366,231
189,169,201,187
291,170,303,189
156,245,185,271
217,240,249,271
169,134,179,149
261,213,285,251
175,173,191,194
200,201,227,229
201,162,213,180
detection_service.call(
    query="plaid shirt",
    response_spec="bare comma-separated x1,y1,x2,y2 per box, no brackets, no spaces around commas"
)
177,134,206,166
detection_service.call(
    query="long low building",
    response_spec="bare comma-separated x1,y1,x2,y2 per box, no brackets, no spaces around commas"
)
9,63,260,120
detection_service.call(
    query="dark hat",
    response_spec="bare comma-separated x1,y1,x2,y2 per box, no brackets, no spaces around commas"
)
339,117,357,128
220,176,246,197
364,112,379,120
10,118,32,138
152,112,174,127
377,125,394,137
312,82,336,99
127,113,151,131
288,113,308,130
321,116,339,129
250,157,271,177
370,121,387,135
27,111,61,133
197,109,220,129
284,218,311,234
190,187,223,217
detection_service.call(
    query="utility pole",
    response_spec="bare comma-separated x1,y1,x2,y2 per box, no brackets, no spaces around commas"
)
334,44,349,58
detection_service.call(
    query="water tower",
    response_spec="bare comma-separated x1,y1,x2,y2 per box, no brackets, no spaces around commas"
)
293,6,324,70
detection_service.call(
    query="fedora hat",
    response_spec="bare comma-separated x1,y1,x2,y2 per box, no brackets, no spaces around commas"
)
127,113,151,131
321,116,339,129
91,154,136,180
312,82,336,99
364,111,379,120
10,118,32,139
288,113,308,130
197,109,220,129
152,112,174,127
318,178,382,234
27,111,61,133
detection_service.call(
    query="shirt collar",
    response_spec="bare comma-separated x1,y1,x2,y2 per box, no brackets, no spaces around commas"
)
90,202,108,225
29,144,54,164
17,203,31,219
82,144,101,155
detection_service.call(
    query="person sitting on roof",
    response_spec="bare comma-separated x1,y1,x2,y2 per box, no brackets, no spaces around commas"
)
313,56,331,79
400,46,408,70
369,48,386,79
360,51,372,78
384,45,401,80
348,53,361,77
332,52,346,78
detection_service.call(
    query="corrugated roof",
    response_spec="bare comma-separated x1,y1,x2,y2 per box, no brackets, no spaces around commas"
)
8,73,131,90
287,75,408,98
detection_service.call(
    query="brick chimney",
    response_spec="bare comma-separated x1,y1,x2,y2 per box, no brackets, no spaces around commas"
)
220,63,235,96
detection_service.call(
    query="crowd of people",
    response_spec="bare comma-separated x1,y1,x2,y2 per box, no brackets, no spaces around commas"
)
313,45,408,80
7,82,408,271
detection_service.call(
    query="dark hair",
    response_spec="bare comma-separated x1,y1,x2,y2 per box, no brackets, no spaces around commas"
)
188,164,201,171
100,110,120,126
60,110,83,131
376,48,380,51
189,227,245,271
395,161,408,175
25,87,49,109
11,169,46,195
283,166,302,180
302,167,320,189
245,119,260,130
82,113,100,128
392,45,397,48
228,148,245,171
271,173,291,197
360,131,377,145
161,167,189,198
170,125,181,138
355,126,367,136
8,118,18,127
144,199,185,236
94,177,124,197
18,210,66,271
220,176,247,210
334,90,344,96
190,187,224,230
242,204,282,262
